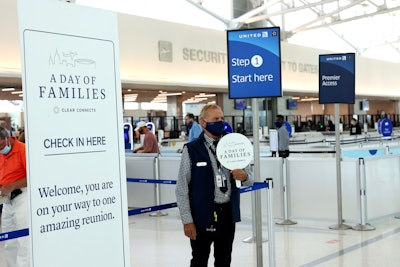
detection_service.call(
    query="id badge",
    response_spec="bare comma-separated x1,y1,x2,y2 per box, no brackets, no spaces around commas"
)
215,174,223,187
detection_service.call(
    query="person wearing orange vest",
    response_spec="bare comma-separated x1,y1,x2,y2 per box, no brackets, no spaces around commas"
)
0,126,29,267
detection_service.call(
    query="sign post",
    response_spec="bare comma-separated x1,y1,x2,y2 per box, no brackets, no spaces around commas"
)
319,53,355,230
18,0,130,266
227,27,282,267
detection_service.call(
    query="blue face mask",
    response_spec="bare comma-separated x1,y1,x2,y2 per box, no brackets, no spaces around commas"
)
274,122,282,128
205,121,225,136
0,139,11,155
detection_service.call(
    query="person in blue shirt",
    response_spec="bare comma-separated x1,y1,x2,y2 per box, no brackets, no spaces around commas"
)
185,113,203,142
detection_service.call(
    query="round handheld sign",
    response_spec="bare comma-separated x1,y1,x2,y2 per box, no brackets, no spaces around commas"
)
216,133,253,188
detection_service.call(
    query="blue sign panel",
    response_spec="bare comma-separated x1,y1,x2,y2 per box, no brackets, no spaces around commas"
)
227,27,282,98
319,53,355,104
378,118,393,137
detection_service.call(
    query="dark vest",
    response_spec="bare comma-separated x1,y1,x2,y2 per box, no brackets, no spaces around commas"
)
186,132,241,228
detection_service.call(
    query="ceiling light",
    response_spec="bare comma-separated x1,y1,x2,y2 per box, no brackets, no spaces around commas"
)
124,94,138,102
2,88,15,91
159,92,182,96
11,91,23,94
195,93,216,98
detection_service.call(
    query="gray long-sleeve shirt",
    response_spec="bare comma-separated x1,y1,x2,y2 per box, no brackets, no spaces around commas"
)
175,134,253,224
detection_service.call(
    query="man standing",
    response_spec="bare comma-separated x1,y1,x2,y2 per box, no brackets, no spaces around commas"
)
185,113,203,142
275,114,290,158
133,121,160,153
176,104,253,266
349,118,362,135
0,126,29,267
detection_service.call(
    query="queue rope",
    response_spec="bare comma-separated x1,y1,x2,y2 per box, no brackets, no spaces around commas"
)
0,179,268,242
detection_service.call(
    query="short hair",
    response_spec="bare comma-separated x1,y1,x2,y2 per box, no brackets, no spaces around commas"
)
199,104,222,121
186,113,195,119
0,126,9,140
276,114,284,121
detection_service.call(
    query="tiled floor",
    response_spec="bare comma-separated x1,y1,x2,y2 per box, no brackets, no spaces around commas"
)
2,208,400,266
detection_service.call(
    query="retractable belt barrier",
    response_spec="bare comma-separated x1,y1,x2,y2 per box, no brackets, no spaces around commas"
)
0,179,269,242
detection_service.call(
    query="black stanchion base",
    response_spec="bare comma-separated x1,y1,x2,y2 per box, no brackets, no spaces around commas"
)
275,219,297,225
329,223,352,230
352,223,375,231
242,235,268,243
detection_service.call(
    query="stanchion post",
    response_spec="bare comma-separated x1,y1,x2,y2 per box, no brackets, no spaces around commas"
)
150,155,168,217
352,158,375,231
276,158,297,225
243,164,267,243
396,156,400,219
266,178,276,267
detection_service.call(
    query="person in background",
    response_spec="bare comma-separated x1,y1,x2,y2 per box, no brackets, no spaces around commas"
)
185,113,203,142
176,104,253,266
349,118,362,135
17,128,25,143
133,121,160,153
0,126,29,267
326,120,335,131
0,121,14,137
275,114,290,158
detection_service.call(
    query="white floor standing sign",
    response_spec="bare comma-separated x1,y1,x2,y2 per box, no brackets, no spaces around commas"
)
17,0,130,266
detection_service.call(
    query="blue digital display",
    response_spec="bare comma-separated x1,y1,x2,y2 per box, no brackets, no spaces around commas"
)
319,53,355,104
227,27,282,99
287,99,298,110
234,99,247,110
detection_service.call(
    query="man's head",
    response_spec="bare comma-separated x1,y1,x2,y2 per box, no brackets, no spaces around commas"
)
0,126,12,155
275,114,284,128
134,121,148,135
185,113,195,130
199,104,225,139
275,115,284,123
185,113,195,125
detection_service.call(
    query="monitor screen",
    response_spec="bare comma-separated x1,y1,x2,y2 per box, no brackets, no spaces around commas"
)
360,100,369,111
319,53,355,104
287,99,298,110
181,125,188,134
234,99,247,110
227,27,282,99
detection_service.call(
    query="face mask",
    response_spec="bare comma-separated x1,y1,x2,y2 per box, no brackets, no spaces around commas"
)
0,139,11,155
205,121,225,136
187,121,193,130
274,122,282,128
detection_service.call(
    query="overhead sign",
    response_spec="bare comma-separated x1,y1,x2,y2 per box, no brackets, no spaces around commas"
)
227,27,282,99
18,0,130,266
319,53,355,104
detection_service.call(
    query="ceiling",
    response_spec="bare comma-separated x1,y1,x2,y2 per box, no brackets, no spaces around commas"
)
76,0,400,63
1,0,400,103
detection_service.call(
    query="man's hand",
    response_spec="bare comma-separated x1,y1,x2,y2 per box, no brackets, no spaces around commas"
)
184,223,197,240
231,169,248,182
